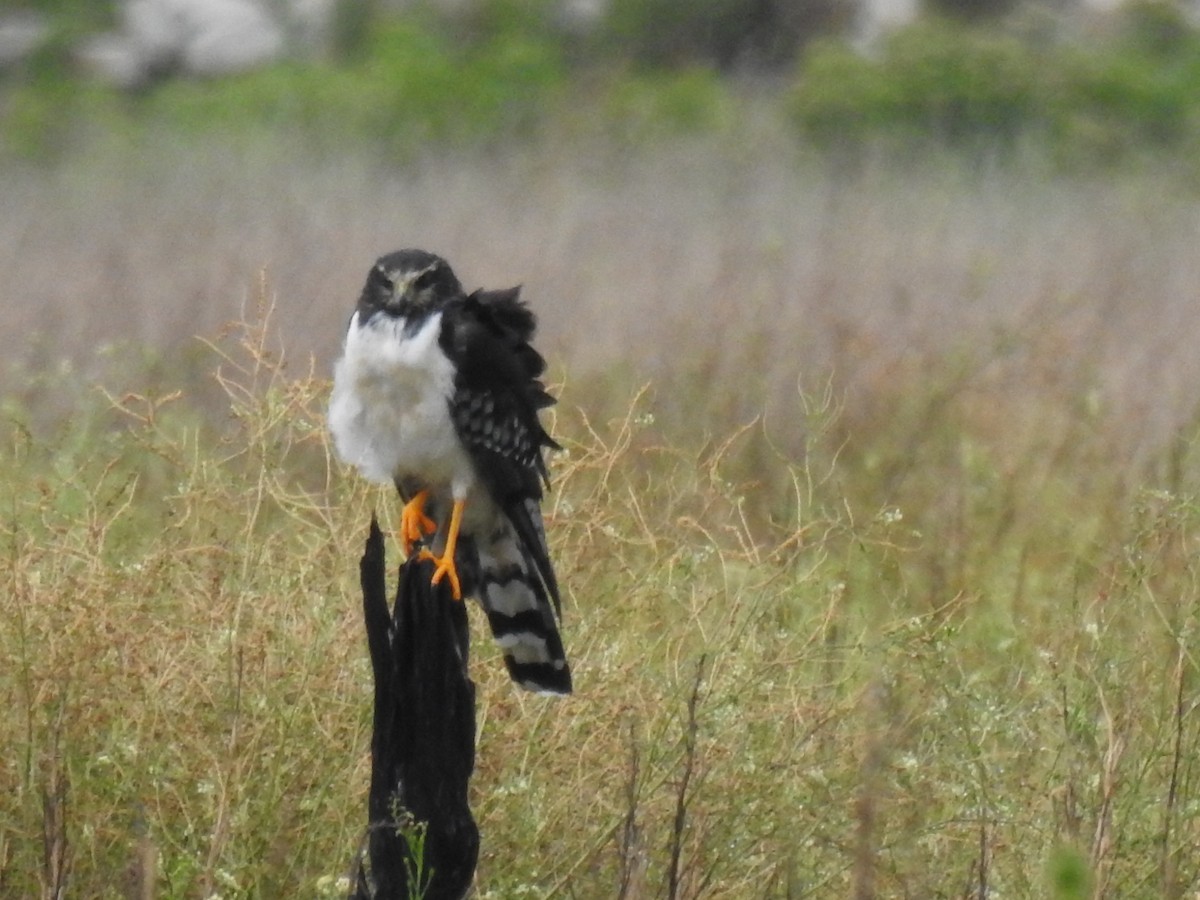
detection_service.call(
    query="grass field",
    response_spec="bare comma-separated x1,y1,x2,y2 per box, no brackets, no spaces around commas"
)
4,135,1200,897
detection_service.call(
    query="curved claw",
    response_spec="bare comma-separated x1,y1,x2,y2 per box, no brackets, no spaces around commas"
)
400,490,438,556
417,548,463,600
415,497,466,601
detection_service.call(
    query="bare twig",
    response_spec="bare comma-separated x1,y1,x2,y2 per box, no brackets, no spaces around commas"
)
1090,682,1126,900
40,698,70,900
853,678,886,900
616,721,645,900
975,818,990,900
128,801,157,900
666,656,707,900
199,648,243,898
1159,638,1188,898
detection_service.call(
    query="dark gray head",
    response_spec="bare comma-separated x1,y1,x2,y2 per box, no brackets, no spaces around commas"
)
356,249,463,323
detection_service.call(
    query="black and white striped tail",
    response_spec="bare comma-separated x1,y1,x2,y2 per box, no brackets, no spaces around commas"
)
472,522,572,695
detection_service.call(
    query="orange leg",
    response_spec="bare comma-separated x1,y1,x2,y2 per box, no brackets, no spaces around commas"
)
399,489,438,557
418,498,465,601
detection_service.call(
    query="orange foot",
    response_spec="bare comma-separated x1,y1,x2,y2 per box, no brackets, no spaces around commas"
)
399,489,438,556
416,497,465,601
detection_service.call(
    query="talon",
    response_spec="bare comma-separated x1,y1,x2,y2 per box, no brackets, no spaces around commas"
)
417,548,463,600
399,489,438,556
416,498,466,601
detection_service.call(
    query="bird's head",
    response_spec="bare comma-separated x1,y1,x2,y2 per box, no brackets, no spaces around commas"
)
357,249,463,322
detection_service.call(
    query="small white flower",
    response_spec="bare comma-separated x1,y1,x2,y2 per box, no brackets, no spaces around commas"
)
314,874,351,895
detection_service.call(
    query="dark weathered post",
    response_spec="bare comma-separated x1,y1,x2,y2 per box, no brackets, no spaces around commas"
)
353,515,479,900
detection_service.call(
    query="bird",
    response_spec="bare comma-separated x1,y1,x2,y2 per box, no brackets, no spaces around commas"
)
328,249,572,695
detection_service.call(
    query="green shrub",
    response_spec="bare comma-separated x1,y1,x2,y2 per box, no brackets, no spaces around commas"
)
1,13,569,159
138,18,566,151
1052,29,1200,162
6,4,1200,165
599,66,732,138
791,17,1200,167
791,23,1047,149
788,38,909,145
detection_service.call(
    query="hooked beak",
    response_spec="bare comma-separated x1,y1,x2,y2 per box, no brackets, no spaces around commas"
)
383,273,415,311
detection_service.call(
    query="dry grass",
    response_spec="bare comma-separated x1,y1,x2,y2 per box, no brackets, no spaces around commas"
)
1,297,1200,896
4,134,1200,897
4,130,1200,465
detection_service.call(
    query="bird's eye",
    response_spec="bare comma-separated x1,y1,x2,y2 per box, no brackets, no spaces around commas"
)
369,267,394,292
413,270,436,291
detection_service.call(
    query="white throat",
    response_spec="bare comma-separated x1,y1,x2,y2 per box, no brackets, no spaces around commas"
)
328,310,475,494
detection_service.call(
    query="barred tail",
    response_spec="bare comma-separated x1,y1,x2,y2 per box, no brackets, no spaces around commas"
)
474,522,572,695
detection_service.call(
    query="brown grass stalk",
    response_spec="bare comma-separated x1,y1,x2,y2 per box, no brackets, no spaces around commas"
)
1158,636,1189,899
40,699,69,900
852,677,886,900
616,721,646,900
666,656,707,900
1090,683,1126,900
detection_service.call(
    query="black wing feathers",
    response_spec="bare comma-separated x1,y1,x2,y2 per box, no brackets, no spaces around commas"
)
440,288,562,612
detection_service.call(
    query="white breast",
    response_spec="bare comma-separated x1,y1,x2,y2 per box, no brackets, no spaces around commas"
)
328,310,476,494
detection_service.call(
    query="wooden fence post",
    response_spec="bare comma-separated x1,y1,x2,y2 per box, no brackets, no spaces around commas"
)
352,515,479,900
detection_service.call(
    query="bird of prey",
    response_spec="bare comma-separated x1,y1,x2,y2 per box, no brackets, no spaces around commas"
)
328,249,572,694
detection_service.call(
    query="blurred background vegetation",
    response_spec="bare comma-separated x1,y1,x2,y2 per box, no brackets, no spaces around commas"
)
3,0,1200,166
